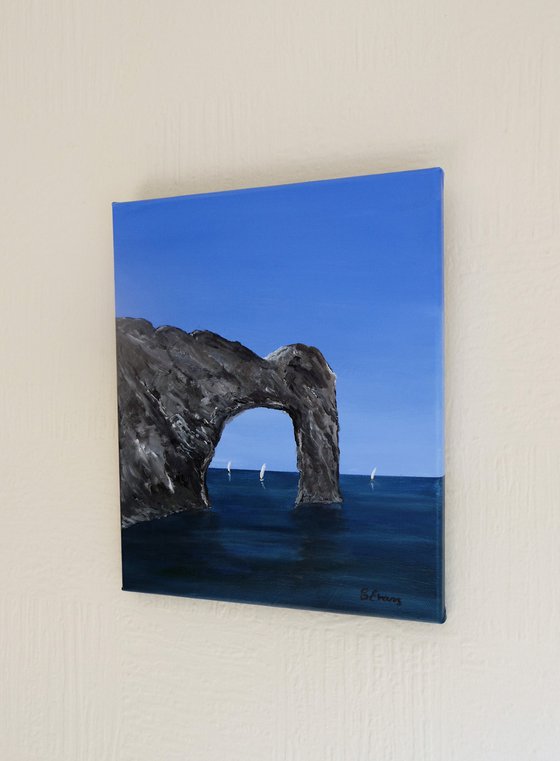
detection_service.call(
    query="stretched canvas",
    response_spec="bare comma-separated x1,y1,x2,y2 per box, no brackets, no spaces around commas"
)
113,168,445,623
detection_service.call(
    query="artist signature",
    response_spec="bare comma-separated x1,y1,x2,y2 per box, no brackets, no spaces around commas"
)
360,587,402,606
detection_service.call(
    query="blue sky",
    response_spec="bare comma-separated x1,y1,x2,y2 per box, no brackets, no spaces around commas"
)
113,168,443,476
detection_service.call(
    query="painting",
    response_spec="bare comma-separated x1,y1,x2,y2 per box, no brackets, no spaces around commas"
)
113,168,445,622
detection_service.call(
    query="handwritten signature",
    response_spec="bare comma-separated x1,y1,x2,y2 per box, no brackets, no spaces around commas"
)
360,588,402,606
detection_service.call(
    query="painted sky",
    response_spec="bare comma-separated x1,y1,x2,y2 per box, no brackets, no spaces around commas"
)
113,168,443,476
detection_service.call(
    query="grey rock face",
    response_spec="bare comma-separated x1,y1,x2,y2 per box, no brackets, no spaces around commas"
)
116,318,342,527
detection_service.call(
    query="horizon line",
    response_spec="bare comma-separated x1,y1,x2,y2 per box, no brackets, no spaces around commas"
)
208,466,443,478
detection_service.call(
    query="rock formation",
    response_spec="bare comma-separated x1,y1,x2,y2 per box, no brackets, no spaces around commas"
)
116,318,342,526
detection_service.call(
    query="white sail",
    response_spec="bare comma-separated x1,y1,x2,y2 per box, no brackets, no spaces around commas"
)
370,467,377,481
227,460,232,474
259,463,266,480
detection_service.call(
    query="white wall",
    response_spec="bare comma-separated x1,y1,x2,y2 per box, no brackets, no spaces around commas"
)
2,2,559,759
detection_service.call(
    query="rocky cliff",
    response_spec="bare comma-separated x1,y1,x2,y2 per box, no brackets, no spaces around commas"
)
116,318,342,526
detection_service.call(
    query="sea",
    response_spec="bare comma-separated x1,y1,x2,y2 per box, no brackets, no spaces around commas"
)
121,470,445,623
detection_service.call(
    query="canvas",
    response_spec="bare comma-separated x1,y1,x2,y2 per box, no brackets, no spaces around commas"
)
113,168,445,623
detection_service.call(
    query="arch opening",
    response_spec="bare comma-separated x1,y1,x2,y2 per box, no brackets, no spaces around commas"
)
208,407,298,478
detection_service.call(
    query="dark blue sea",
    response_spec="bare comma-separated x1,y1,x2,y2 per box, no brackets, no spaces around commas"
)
122,470,445,623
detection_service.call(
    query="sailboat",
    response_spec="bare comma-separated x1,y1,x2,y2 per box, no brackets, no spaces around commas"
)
370,467,377,481
227,460,232,480
259,463,266,481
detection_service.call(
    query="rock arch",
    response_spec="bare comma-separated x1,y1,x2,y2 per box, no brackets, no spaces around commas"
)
116,318,342,526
